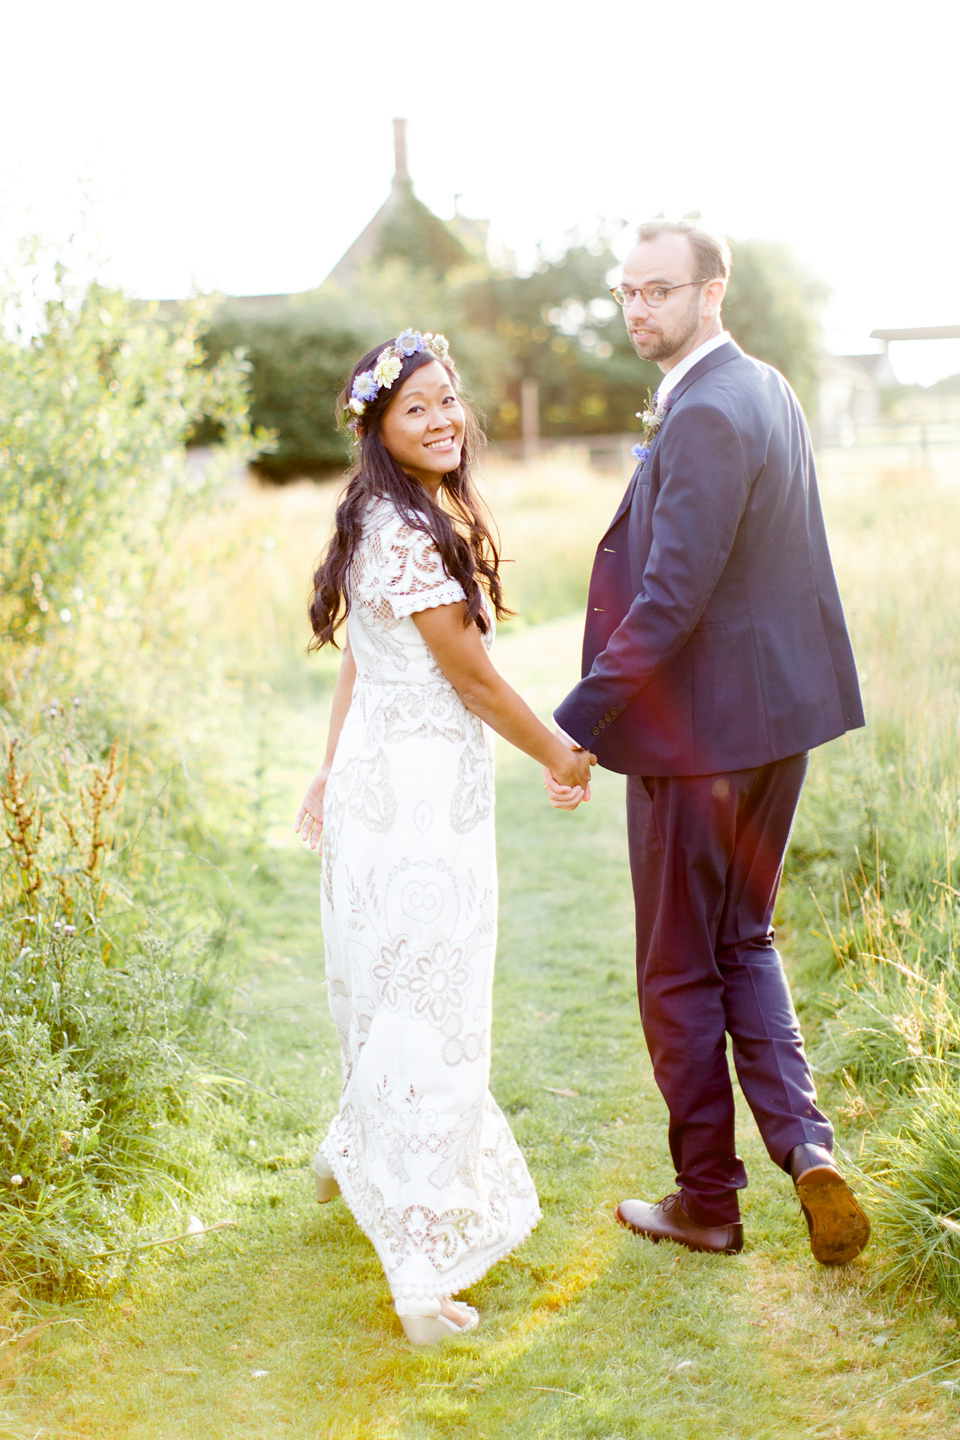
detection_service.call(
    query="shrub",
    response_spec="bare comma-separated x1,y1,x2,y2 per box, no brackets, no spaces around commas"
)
197,301,366,477
0,248,258,1295
0,730,208,1292
0,251,257,652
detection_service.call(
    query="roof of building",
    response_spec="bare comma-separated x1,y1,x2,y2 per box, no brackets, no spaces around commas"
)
870,325,960,342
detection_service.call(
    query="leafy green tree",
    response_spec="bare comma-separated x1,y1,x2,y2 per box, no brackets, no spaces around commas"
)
0,260,255,647
724,239,827,414
462,239,661,440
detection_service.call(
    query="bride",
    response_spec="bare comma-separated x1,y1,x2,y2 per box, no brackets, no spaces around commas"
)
295,329,594,1345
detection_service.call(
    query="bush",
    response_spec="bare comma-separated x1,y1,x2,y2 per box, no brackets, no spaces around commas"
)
0,728,210,1292
198,301,366,478
0,248,259,1295
0,252,256,650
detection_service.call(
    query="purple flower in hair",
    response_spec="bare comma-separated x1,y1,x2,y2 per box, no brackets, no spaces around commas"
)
352,371,379,402
396,328,424,356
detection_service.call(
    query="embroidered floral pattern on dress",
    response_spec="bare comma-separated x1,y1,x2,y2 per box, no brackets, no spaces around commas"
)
318,500,539,1302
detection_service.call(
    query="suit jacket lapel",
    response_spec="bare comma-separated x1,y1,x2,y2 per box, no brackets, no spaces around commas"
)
597,342,742,544
604,464,643,536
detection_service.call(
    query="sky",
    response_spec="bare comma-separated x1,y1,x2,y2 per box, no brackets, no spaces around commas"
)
3,0,959,384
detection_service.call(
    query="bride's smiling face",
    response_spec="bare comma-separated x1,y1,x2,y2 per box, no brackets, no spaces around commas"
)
378,360,465,493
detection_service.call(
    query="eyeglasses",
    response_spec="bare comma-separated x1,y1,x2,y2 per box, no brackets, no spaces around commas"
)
609,280,707,309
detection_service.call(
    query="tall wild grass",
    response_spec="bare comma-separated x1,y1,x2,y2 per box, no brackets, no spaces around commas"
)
786,459,960,1306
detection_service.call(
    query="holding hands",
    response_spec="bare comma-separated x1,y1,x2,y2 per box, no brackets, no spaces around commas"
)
544,730,595,811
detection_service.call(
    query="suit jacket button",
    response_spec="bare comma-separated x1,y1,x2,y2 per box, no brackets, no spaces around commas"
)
592,727,600,736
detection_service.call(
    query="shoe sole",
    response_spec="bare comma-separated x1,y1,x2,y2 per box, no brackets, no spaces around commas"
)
397,1306,480,1346
614,1204,742,1255
315,1171,340,1204
796,1167,870,1264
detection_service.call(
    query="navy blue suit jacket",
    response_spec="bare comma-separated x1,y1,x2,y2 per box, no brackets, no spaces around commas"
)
554,341,864,776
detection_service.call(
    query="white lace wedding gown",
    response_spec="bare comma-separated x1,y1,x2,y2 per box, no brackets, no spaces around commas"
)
317,498,540,1304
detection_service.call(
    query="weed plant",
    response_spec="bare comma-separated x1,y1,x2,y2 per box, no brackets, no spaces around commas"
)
784,462,960,1306
0,249,261,1295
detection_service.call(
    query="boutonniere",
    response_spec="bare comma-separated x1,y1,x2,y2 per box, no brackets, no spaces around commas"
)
631,390,669,467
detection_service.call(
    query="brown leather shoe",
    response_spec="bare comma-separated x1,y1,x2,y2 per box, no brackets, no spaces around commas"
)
789,1143,870,1265
616,1192,743,1255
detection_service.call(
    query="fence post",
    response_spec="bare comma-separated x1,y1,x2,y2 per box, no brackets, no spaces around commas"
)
521,377,539,463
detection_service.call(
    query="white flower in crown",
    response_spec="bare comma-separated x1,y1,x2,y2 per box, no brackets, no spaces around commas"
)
373,350,403,388
347,395,366,416
424,332,450,358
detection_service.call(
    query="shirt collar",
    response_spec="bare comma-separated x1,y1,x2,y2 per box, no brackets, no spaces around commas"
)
654,331,731,405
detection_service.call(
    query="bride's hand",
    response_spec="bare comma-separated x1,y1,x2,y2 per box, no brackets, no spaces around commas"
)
544,765,590,810
553,744,595,791
295,766,331,851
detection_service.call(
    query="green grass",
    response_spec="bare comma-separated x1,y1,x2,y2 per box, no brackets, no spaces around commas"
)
5,608,960,1439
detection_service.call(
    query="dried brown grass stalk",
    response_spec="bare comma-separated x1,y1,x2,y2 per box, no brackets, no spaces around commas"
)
1,741,43,912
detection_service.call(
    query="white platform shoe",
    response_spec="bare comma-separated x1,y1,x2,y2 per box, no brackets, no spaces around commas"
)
394,1297,480,1346
313,1154,340,1204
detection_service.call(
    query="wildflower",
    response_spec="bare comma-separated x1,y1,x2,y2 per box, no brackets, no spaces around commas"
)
373,351,403,388
632,444,649,462
351,371,379,403
10,1175,23,1187
396,329,424,356
424,333,450,358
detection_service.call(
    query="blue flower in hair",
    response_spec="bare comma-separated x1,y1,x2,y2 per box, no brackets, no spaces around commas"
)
396,328,424,356
352,371,379,402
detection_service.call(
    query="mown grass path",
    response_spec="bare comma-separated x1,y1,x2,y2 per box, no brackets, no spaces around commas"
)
7,617,960,1439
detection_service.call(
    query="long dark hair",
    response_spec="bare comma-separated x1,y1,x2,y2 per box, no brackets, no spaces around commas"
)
308,339,511,649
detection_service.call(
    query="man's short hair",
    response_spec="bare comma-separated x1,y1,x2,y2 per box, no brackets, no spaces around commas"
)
636,218,732,283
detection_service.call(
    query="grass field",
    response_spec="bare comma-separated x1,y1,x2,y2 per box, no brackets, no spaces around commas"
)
4,452,960,1438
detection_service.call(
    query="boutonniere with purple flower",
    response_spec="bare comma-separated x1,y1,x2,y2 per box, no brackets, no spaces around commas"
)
631,390,669,467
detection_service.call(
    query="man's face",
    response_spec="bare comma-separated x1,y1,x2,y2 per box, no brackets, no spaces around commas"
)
620,234,715,366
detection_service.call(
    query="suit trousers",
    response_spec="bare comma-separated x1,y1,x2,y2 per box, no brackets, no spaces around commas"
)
625,753,832,1225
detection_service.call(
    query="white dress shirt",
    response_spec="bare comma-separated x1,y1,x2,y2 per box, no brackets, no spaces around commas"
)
654,331,732,406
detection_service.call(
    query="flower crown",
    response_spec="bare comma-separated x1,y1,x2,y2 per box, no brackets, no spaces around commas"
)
344,328,451,432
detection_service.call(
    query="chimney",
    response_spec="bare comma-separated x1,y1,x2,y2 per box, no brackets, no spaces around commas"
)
392,117,409,187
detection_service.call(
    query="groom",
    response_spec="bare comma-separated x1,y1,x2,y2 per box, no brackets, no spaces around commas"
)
547,218,870,1263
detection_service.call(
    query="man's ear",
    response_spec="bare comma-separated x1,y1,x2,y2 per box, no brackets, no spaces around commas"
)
703,278,727,320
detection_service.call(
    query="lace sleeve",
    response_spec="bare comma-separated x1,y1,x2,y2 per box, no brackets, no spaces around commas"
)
381,520,466,620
